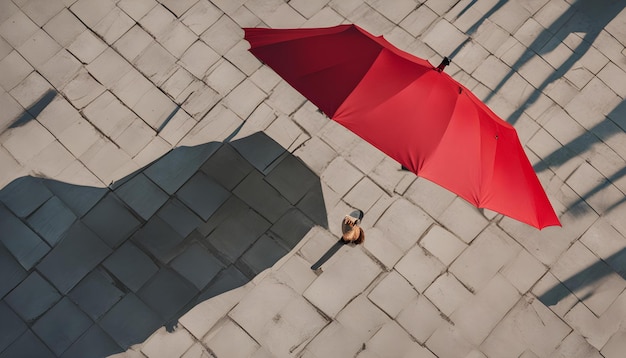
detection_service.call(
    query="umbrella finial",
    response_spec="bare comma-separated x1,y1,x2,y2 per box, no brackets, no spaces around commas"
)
436,57,450,72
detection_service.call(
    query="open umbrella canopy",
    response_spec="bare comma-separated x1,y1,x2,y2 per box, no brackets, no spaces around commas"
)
244,24,560,229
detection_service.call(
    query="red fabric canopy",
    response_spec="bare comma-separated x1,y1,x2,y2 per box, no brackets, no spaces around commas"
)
245,24,560,229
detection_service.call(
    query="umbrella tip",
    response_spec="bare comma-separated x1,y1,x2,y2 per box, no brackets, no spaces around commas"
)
436,57,451,72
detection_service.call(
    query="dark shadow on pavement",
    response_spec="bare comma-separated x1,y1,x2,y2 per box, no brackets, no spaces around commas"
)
457,0,625,125
533,100,626,216
0,132,327,358
3,90,57,132
538,247,626,307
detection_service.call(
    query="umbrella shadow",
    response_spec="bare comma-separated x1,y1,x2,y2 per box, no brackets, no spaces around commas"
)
458,0,625,125
0,131,328,357
538,247,626,308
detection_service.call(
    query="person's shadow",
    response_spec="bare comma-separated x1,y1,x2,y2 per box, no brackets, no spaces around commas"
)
0,131,327,357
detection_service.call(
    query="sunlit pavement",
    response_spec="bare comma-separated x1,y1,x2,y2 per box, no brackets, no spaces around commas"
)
1,0,626,357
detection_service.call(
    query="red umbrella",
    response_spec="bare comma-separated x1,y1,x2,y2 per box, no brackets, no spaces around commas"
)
244,24,560,229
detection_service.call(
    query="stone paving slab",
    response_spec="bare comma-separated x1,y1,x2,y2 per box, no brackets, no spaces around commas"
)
2,0,626,357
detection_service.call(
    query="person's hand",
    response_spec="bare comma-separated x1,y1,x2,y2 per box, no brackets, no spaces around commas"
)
343,216,357,227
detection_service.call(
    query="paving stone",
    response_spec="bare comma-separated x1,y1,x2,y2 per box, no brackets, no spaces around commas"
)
144,141,220,194
137,268,199,320
0,244,27,298
171,242,223,290
439,197,490,243
200,15,242,56
206,58,246,96
17,29,61,69
181,83,220,119
103,241,159,292
422,18,467,57
396,294,446,344
222,79,266,120
27,196,76,246
176,172,230,221
83,91,134,138
93,7,134,44
501,248,547,294
425,321,473,358
450,225,521,292
225,39,263,76
424,272,473,317
481,295,571,358
68,269,124,320
117,0,157,21
8,72,53,113
333,294,390,345
368,270,418,318
38,221,112,293
0,10,39,48
271,254,317,294
25,140,75,178
362,226,404,270
156,199,203,238
580,218,626,275
266,114,309,152
272,208,316,248
113,25,152,63
159,21,197,59
230,276,328,357
134,86,179,130
231,132,286,174
5,272,61,322
61,324,122,358
344,177,385,212
420,225,466,266
141,326,195,358
99,293,163,349
202,319,259,358
0,51,33,91
304,247,381,317
549,331,603,358
0,301,27,353
181,0,221,35
82,193,141,248
0,176,52,218
320,157,363,198
451,274,520,346
45,177,106,217
395,242,445,293
404,177,457,219
179,282,249,340
114,173,168,220
206,206,271,262
2,117,55,165
199,144,253,191
551,240,626,316
61,68,106,109
197,265,247,304
69,0,115,27
0,330,55,358
43,8,86,47
32,297,92,356
233,171,292,223
0,204,50,270
134,42,177,85
375,197,433,251
132,215,185,263
303,321,363,358
240,234,288,276
66,29,106,64
601,328,626,358
87,47,133,88
365,321,437,358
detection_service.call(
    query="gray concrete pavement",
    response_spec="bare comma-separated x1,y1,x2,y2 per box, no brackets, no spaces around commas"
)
1,0,626,357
